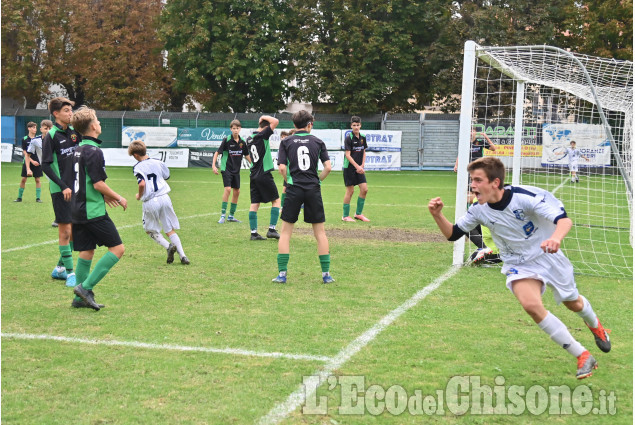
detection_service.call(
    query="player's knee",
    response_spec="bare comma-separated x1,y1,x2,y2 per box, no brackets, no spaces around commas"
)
520,300,545,318
111,244,125,258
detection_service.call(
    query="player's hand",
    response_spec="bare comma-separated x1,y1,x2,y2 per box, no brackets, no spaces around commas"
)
541,238,561,254
32,161,39,166
62,187,72,201
26,169,33,177
453,164,458,173
118,197,128,211
356,166,364,174
428,197,444,216
213,166,219,175
105,196,119,208
135,193,140,200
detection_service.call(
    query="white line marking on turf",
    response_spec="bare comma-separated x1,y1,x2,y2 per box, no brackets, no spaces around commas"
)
257,265,460,425
0,333,332,362
551,177,570,196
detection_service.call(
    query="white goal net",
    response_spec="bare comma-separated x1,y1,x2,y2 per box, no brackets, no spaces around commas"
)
454,41,633,278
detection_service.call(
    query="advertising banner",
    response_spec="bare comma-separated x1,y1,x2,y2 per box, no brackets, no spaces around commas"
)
122,126,178,147
102,148,190,168
541,123,611,167
177,128,232,148
1,143,14,162
342,130,402,151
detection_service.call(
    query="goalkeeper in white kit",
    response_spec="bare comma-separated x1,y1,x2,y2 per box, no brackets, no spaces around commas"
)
128,140,189,265
429,157,610,379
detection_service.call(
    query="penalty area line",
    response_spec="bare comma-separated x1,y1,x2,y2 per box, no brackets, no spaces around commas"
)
0,332,332,363
257,265,460,425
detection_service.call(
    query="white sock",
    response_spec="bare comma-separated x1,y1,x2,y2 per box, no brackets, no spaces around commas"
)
576,295,599,328
149,232,170,249
538,312,585,357
169,233,186,258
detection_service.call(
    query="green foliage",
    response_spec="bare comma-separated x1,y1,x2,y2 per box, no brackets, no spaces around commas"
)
160,0,292,112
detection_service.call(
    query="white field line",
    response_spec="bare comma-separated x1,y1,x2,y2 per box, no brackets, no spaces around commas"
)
551,177,570,196
257,265,460,425
0,332,332,363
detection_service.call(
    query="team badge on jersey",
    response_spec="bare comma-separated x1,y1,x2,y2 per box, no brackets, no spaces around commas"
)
71,134,78,143
523,221,535,237
513,209,525,220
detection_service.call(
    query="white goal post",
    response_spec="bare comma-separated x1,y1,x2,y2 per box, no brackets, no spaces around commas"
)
454,40,633,278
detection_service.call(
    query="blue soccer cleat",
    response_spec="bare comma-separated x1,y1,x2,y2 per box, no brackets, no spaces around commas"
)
272,273,287,283
65,272,77,287
51,266,68,280
322,274,335,284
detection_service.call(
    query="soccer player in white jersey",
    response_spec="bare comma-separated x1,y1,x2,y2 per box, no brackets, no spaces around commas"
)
565,141,588,183
428,157,610,379
128,140,189,265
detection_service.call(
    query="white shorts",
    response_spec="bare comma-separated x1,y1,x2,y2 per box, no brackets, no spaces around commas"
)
502,251,579,304
569,163,579,172
142,194,180,234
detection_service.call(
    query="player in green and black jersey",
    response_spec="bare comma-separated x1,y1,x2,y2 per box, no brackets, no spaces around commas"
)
212,119,250,223
14,121,43,202
272,110,334,284
70,107,127,310
342,116,370,222
246,115,281,240
41,97,81,286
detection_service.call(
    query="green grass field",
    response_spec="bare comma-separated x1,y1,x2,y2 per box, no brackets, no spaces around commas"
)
1,163,632,424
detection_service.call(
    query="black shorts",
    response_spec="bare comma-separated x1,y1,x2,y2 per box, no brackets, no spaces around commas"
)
250,173,279,204
51,192,72,224
221,171,240,189
21,162,43,178
280,184,325,224
343,167,367,187
72,216,123,251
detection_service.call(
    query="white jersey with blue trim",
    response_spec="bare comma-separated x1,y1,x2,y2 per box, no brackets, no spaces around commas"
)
456,185,567,265
566,147,582,165
133,158,171,202
27,135,43,161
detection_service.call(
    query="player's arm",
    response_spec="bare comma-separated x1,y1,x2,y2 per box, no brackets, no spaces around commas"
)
135,175,146,201
93,180,127,211
344,150,362,172
278,163,287,183
319,160,332,182
212,151,220,174
428,197,455,239
541,217,572,254
481,132,496,151
259,115,279,130
360,148,366,173
40,137,71,199
25,152,33,176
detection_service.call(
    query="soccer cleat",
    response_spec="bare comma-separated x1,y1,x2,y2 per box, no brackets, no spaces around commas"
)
483,252,502,264
322,274,335,284
166,243,177,264
181,256,190,265
587,320,611,353
218,216,226,224
576,350,598,379
36,198,43,203
65,273,77,287
354,214,370,222
13,198,22,202
72,297,105,309
73,285,100,311
342,216,355,222
250,233,266,241
51,266,68,280
52,221,59,227
272,273,287,283
468,247,493,265
227,217,242,223
266,229,280,239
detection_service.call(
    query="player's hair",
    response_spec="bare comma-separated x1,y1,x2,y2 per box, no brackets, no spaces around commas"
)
70,106,97,135
128,140,147,157
230,119,241,128
280,131,289,138
40,119,53,129
292,110,313,129
258,119,270,128
351,116,361,124
570,140,576,145
48,97,74,114
288,129,296,136
26,121,37,128
467,157,505,189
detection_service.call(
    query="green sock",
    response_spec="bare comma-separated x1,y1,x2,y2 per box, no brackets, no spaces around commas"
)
281,193,286,207
18,187,24,199
356,197,366,215
278,253,290,272
249,211,258,232
82,251,119,291
270,207,280,227
221,201,228,215
319,254,331,273
343,203,350,218
229,202,237,216
75,257,92,285
36,188,41,199
59,244,74,273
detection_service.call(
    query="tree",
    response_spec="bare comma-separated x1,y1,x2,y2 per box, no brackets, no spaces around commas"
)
2,0,171,110
160,0,292,112
1,0,50,108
